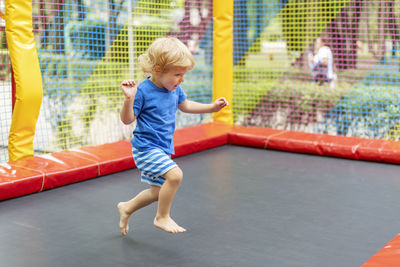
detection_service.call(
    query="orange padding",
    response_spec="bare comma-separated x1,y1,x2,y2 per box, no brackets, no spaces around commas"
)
2,122,400,202
362,234,400,266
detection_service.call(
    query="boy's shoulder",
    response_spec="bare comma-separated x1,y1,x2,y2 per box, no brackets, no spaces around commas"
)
138,78,152,90
136,79,156,97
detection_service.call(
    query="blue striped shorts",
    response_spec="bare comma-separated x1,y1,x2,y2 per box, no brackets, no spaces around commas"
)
132,148,177,187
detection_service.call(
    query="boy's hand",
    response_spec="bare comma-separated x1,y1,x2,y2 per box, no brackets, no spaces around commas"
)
121,80,137,100
213,97,229,112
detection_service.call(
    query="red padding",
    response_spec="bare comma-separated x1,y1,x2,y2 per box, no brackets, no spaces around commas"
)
1,140,135,200
229,126,400,164
0,163,44,200
362,234,400,267
173,122,231,158
229,126,284,148
264,131,325,155
316,134,364,159
68,140,135,175
10,151,99,190
358,139,400,165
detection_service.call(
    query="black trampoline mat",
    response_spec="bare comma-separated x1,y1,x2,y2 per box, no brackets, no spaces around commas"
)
1,145,400,267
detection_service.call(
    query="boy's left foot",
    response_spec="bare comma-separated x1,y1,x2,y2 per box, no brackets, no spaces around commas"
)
154,216,186,234
117,202,131,235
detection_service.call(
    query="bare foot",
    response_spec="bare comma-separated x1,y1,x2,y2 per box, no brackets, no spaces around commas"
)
117,202,131,235
154,216,186,234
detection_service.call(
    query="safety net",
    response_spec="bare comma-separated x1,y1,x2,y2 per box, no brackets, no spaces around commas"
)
233,0,400,140
0,2,10,162
27,0,213,160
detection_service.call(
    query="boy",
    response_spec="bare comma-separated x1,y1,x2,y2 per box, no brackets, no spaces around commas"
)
118,37,228,234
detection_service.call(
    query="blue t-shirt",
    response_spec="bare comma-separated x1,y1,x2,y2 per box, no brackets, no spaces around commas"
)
131,78,187,154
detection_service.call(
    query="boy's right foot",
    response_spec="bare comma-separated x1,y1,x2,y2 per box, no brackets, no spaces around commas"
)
154,216,186,234
117,202,131,235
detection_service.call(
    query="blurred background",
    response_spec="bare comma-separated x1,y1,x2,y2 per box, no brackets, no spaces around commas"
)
0,0,399,162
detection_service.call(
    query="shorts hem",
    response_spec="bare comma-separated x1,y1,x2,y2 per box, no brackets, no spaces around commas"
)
140,162,177,187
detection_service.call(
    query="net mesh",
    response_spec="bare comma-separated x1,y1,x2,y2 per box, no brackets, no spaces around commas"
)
1,0,399,162
234,0,400,140
29,0,213,159
0,3,11,162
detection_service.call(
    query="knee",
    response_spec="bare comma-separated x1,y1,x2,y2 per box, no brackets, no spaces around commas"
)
150,186,160,201
165,167,183,185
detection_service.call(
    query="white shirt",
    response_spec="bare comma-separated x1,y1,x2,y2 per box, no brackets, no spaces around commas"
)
313,46,334,79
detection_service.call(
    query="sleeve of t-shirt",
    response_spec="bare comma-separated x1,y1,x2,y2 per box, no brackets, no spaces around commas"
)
133,88,144,117
177,86,187,104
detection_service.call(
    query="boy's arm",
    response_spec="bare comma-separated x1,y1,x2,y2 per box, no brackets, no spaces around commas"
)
178,97,228,114
120,80,137,124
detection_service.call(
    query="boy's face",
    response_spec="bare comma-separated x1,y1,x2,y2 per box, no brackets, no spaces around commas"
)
158,66,189,91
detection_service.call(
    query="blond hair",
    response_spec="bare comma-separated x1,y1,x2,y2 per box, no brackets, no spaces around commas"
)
138,37,195,74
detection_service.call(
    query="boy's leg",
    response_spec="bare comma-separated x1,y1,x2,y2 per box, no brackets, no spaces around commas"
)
118,185,160,235
154,166,186,234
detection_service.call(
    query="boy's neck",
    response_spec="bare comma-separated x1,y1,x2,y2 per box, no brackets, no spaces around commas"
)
149,76,164,89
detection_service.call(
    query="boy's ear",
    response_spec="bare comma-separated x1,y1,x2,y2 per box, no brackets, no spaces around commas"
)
153,65,162,72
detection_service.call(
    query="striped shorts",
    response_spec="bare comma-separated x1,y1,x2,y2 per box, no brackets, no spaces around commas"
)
132,148,177,187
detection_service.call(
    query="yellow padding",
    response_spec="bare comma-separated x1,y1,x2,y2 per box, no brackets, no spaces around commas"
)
6,0,43,161
213,0,233,125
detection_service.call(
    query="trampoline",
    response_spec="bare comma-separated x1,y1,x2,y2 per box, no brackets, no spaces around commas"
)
2,145,400,267
2,0,400,266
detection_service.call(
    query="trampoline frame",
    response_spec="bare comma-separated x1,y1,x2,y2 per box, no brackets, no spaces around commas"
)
1,122,400,265
3,122,400,202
